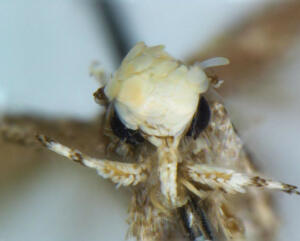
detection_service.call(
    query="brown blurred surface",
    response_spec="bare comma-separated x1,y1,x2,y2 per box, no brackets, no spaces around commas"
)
189,1,300,95
0,116,105,186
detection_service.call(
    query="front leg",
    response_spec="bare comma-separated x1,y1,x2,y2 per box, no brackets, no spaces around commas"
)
185,163,300,195
37,134,148,187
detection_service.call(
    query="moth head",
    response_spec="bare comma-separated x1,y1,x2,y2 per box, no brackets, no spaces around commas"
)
95,42,228,145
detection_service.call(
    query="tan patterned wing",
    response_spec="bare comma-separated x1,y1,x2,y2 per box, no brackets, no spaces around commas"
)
0,115,105,186
199,99,279,241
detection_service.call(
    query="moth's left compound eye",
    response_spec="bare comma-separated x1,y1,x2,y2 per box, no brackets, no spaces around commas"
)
110,110,145,145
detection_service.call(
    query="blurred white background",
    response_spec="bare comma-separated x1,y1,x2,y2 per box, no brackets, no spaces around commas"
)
0,1,299,241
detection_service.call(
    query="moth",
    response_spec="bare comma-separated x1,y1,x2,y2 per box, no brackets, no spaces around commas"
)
34,42,298,241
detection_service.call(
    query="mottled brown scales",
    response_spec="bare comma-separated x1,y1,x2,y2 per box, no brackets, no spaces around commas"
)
220,203,243,234
0,123,36,146
252,176,267,187
205,172,231,182
36,134,53,148
282,184,299,195
69,151,83,163
30,99,299,241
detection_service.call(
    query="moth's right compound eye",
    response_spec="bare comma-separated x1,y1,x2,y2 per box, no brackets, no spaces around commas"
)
110,111,145,145
186,96,211,139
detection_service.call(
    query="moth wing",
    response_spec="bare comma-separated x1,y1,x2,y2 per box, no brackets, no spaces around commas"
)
195,96,278,241
0,115,106,184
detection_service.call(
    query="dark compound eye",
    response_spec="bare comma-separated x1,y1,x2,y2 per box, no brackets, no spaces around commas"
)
186,96,211,139
110,110,145,145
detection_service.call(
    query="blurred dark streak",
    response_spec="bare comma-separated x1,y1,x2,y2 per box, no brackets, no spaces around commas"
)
94,0,131,65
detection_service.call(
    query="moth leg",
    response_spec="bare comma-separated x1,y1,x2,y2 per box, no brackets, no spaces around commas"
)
212,198,245,240
37,134,148,187
181,178,210,200
186,163,300,195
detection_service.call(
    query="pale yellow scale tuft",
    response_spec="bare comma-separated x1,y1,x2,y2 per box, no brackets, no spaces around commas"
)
104,42,210,138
